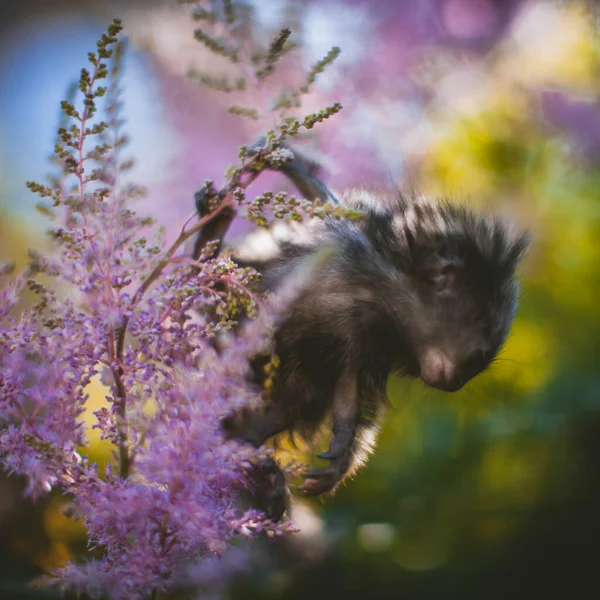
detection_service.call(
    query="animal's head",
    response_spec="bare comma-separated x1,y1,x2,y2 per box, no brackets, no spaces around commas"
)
387,199,530,391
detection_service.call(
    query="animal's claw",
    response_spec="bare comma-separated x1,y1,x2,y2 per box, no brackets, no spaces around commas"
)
317,450,337,460
300,466,340,496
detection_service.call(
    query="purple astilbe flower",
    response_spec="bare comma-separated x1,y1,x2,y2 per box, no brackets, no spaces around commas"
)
0,8,344,598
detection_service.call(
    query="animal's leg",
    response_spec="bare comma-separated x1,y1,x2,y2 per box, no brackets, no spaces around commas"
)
225,403,293,520
301,373,364,495
225,402,292,447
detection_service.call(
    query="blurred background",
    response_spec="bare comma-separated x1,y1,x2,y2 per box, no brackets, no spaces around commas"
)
1,0,600,598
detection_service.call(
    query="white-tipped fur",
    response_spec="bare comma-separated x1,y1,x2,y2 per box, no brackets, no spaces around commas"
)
340,188,389,215
234,217,328,264
234,227,282,263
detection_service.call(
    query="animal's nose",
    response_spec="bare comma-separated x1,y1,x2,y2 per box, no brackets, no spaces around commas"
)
420,348,463,392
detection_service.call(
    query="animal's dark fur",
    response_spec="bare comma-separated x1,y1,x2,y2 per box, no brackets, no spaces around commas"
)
201,154,530,518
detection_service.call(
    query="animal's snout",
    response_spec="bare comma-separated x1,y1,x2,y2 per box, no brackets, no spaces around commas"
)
420,348,463,392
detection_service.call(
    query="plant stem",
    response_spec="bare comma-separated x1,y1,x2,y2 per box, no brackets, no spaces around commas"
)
115,161,263,361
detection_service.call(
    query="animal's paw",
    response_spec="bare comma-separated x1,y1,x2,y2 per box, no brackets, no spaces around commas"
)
300,465,343,496
253,457,289,520
299,443,352,496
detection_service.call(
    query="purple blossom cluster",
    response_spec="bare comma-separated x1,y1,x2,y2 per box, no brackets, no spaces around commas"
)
0,15,324,599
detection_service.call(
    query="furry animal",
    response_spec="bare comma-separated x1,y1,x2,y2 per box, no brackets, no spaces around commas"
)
196,149,530,516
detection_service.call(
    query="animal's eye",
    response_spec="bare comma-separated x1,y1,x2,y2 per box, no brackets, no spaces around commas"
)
427,265,459,290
